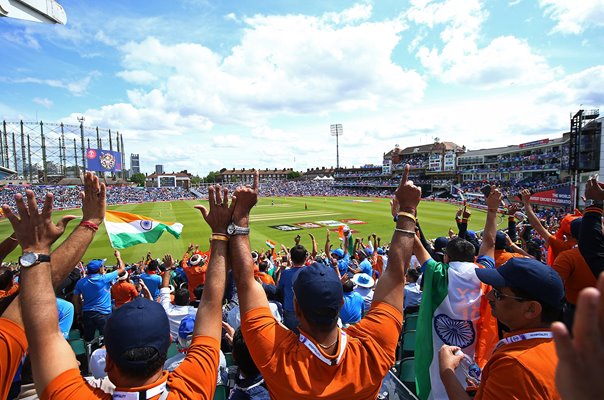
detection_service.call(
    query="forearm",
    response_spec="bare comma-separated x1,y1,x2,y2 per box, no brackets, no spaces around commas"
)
161,267,171,288
507,218,517,242
50,225,97,287
579,207,604,277
413,235,431,265
524,203,550,240
20,261,59,346
115,256,125,274
194,241,227,339
440,370,471,400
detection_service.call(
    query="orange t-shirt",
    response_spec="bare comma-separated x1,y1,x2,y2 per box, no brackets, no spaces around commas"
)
181,254,207,301
494,250,527,268
475,329,560,400
41,335,220,400
0,318,28,400
255,272,275,285
111,281,139,308
240,302,402,399
547,236,576,266
552,248,597,305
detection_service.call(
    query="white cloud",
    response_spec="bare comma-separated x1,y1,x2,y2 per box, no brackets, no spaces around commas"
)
408,0,559,87
536,65,604,106
116,70,157,85
13,72,99,96
539,0,604,34
212,135,241,148
33,97,53,108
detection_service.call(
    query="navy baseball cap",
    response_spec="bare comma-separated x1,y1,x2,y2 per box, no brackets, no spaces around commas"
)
434,237,449,252
570,218,582,240
475,258,565,309
495,231,507,250
293,262,343,325
104,297,171,368
86,259,106,273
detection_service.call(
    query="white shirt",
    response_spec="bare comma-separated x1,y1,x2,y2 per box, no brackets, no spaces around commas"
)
159,287,196,339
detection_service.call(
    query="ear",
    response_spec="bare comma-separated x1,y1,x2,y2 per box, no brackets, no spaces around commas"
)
524,301,542,320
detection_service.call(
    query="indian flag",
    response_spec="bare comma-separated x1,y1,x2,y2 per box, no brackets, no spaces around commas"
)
105,210,183,249
265,239,276,249
415,260,498,400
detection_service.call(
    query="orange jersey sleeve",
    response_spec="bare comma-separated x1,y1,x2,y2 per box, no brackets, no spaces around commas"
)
0,318,27,400
41,368,111,400
167,335,220,399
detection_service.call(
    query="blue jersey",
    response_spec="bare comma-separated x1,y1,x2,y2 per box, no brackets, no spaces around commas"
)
56,298,74,339
277,266,304,312
74,270,119,314
141,272,162,299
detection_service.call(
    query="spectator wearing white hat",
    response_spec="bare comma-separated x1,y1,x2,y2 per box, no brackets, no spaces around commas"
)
351,273,375,313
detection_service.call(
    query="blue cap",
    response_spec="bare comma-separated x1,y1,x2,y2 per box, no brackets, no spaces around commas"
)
434,237,449,252
377,247,385,255
104,297,171,369
178,315,195,340
495,231,507,250
364,247,373,256
331,248,344,258
86,259,106,273
293,262,343,325
466,230,477,240
475,258,565,309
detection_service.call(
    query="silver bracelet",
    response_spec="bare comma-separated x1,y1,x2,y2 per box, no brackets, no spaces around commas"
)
394,228,416,236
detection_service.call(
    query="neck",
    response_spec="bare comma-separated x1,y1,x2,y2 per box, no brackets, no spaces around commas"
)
507,320,551,332
112,368,163,389
304,326,339,356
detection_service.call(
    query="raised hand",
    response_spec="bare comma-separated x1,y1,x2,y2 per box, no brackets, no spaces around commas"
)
585,176,604,201
232,170,260,225
194,185,236,234
81,172,106,225
2,190,76,253
394,164,421,213
163,254,175,269
520,188,532,205
486,187,503,210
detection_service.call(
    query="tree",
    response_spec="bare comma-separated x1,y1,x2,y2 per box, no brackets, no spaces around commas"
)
129,172,146,187
287,171,302,180
205,171,220,183
190,175,202,185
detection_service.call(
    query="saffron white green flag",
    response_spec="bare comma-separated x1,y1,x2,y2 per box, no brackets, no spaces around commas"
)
105,210,183,249
415,260,498,400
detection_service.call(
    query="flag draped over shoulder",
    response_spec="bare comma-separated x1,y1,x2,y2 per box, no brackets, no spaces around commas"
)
415,260,498,400
105,210,183,249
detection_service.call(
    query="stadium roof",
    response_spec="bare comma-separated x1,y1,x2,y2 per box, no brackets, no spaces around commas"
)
460,136,567,157
385,141,464,157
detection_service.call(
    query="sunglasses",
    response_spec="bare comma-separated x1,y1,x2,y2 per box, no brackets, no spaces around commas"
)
491,288,527,302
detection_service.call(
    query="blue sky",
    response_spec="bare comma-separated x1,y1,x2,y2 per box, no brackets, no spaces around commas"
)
1,0,603,176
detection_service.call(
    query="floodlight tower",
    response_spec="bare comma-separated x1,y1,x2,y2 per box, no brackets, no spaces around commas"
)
330,124,343,170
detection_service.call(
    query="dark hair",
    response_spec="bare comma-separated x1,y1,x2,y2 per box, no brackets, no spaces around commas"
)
232,328,259,378
510,287,562,324
307,309,339,333
259,261,269,272
148,260,159,272
290,245,307,265
174,288,190,306
342,279,354,293
445,238,475,263
194,284,204,301
116,347,166,380
0,269,14,291
406,268,420,282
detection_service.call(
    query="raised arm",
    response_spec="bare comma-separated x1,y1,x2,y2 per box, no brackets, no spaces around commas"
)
477,187,502,259
49,172,105,287
372,165,421,313
579,177,604,277
113,249,125,275
2,191,79,395
309,233,317,259
230,172,270,315
520,189,551,242
192,185,232,341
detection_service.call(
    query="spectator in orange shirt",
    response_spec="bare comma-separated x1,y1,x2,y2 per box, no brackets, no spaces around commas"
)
520,189,579,265
110,250,137,308
180,246,208,302
493,231,531,267
552,218,596,330
255,260,275,285
439,258,564,400
231,167,420,399
110,271,138,308
5,181,232,400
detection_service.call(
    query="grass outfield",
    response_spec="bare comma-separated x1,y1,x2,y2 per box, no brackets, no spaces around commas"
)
0,196,495,263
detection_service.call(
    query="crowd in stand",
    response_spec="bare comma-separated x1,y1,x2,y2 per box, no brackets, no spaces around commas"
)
1,169,604,399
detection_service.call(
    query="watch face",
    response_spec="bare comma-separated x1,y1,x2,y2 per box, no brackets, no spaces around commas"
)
19,252,37,267
227,224,236,235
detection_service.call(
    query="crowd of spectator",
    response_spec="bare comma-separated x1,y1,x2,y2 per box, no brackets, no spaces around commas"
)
1,168,603,399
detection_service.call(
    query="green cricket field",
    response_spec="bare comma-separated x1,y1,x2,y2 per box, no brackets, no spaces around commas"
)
0,197,493,263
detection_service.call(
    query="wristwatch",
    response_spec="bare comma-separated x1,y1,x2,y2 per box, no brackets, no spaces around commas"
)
585,199,604,208
227,222,250,236
19,252,51,268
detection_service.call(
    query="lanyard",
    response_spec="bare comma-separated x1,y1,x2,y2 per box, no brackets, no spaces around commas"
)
113,381,167,400
299,330,348,366
494,331,553,351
